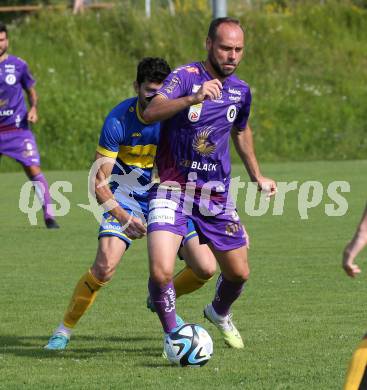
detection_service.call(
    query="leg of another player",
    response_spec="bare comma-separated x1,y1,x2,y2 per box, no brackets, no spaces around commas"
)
175,239,216,299
210,244,249,317
23,164,59,228
344,335,367,390
148,230,182,334
204,245,249,349
45,236,126,350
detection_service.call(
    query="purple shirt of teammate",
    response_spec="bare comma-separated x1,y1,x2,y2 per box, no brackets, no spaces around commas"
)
155,61,251,191
0,54,35,132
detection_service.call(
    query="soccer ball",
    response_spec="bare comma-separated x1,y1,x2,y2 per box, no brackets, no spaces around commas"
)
164,323,213,367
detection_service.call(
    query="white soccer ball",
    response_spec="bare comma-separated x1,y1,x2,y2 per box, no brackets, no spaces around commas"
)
164,323,213,367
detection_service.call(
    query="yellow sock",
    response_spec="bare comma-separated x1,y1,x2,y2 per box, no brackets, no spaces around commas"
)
173,266,212,299
63,269,107,328
344,338,367,390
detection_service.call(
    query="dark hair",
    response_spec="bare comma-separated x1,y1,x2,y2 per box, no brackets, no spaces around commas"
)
0,22,7,36
208,17,244,41
136,57,171,85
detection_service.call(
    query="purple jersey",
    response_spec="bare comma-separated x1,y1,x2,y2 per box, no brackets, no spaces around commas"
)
0,55,35,132
155,61,251,191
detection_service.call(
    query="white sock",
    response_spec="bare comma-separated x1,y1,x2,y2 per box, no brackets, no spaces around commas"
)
55,323,72,337
209,304,226,321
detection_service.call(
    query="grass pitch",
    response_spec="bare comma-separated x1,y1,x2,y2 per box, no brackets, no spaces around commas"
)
0,160,366,389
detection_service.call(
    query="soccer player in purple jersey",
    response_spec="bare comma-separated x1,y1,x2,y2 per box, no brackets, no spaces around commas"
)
143,17,277,349
0,22,58,228
342,203,367,389
44,57,217,350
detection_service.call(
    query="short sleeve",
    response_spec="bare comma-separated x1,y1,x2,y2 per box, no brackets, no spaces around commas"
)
156,67,190,100
233,88,252,131
97,116,125,159
20,61,35,90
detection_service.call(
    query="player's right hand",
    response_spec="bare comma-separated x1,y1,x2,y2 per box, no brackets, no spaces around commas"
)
121,216,147,239
193,79,223,103
342,244,362,278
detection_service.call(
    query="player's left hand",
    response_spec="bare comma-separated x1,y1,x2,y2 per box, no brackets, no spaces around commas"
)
28,107,38,123
257,176,277,198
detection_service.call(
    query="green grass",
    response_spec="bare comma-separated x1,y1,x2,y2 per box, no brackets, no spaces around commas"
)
1,160,367,389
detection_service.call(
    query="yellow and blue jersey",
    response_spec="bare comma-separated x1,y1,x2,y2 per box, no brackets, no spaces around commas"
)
97,96,159,205
97,96,198,247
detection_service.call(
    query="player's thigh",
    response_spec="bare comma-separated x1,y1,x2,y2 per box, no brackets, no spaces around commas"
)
210,244,249,282
181,237,217,279
148,230,182,281
92,236,127,277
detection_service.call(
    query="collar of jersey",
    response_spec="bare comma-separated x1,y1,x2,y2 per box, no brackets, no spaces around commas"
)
135,101,149,125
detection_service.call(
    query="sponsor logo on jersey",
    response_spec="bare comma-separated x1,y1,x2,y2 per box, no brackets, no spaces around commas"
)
228,87,241,96
5,64,15,73
131,132,142,137
185,66,199,74
5,74,16,85
129,106,135,112
15,114,21,128
229,95,241,102
0,98,8,107
193,128,216,156
191,161,218,171
164,76,180,94
179,158,218,172
0,109,13,116
188,103,203,122
226,105,237,122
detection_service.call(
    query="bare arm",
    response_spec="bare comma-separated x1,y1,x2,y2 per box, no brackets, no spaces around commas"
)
93,152,147,239
231,125,276,196
143,79,223,123
26,86,38,123
343,204,367,277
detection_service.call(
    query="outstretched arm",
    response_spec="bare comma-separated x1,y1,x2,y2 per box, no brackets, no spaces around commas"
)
343,204,367,277
231,125,277,197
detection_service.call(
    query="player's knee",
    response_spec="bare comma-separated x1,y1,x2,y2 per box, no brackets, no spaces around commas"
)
91,264,115,282
242,269,250,282
228,269,250,283
194,264,217,280
91,257,117,282
150,268,173,286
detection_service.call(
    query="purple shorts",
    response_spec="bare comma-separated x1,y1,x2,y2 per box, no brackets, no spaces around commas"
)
0,129,40,167
147,184,248,252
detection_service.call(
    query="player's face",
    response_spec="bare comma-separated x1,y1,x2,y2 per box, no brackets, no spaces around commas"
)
0,32,9,57
135,81,164,110
206,23,244,78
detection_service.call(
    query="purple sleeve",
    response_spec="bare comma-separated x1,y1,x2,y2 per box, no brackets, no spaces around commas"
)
20,62,35,90
156,68,190,100
233,88,252,130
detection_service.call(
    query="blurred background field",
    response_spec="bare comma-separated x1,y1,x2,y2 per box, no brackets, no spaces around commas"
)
0,0,366,171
